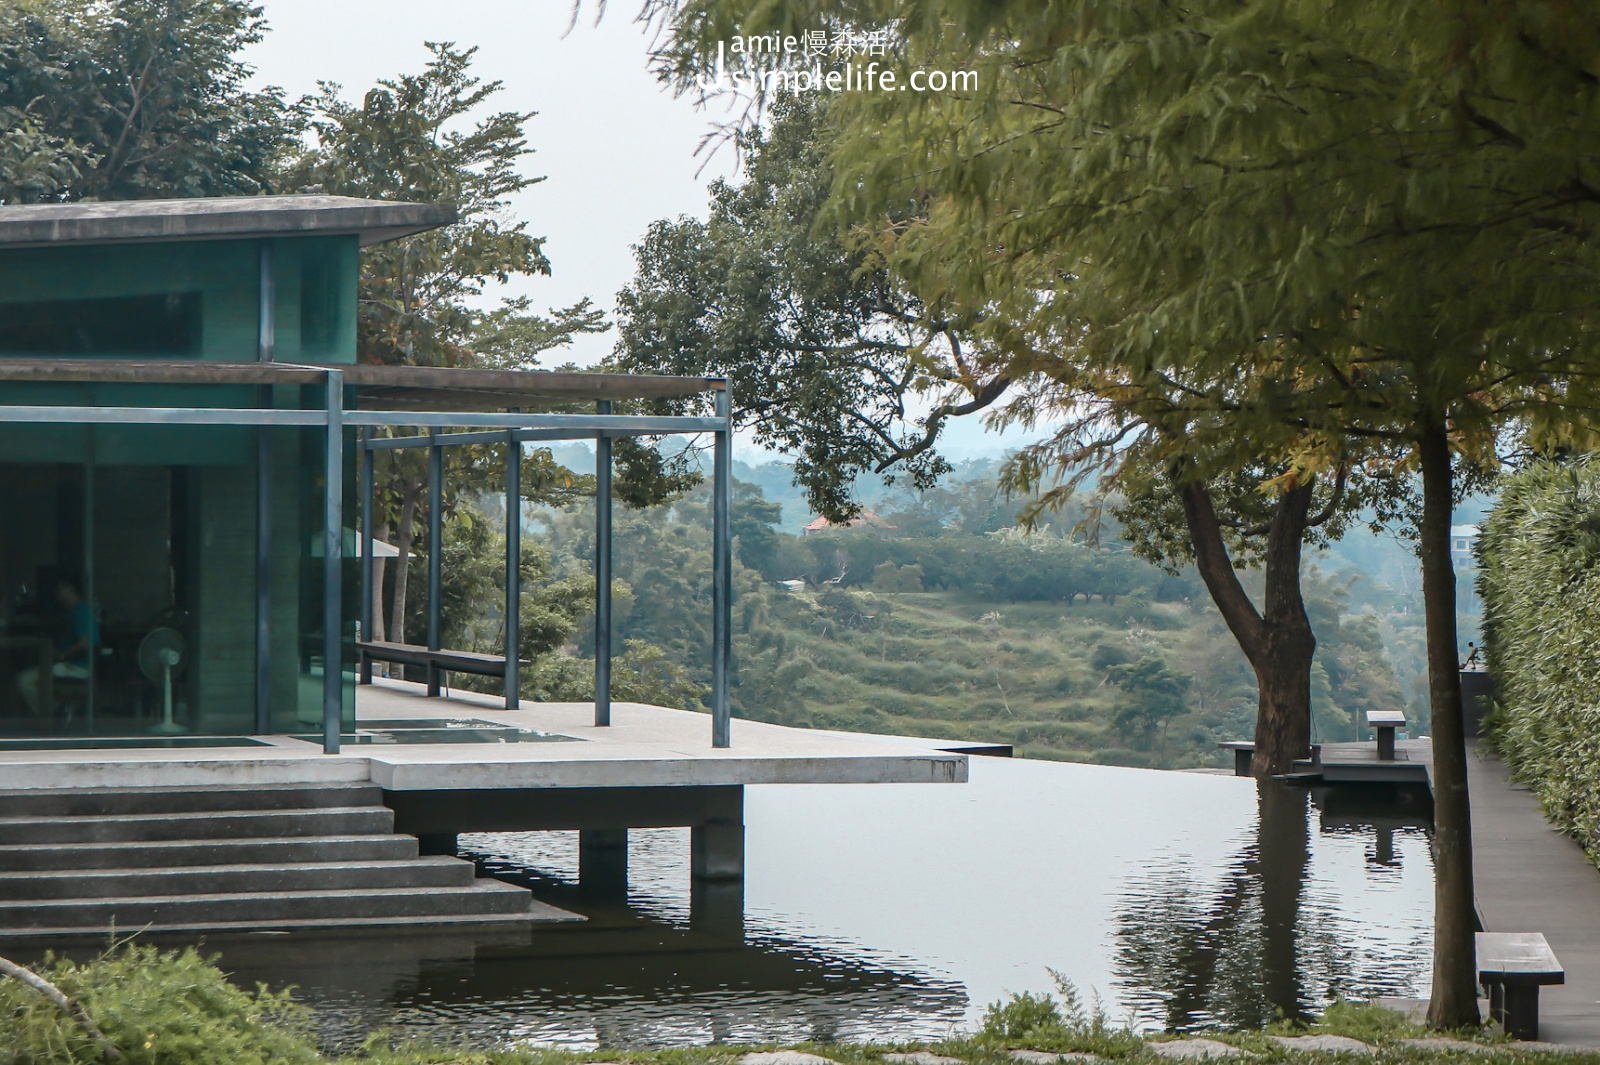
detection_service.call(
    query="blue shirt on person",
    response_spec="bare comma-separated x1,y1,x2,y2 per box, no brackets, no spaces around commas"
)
61,601,97,666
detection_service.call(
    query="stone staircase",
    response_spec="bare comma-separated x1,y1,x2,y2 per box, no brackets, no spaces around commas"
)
0,782,576,936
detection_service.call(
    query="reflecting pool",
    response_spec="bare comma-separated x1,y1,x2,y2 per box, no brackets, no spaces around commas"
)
194,757,1435,1050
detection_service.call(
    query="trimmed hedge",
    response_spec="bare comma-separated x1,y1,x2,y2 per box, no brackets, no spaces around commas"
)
1478,458,1600,867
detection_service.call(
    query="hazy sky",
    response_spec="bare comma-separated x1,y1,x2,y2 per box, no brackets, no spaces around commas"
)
246,0,734,367
245,1,1025,461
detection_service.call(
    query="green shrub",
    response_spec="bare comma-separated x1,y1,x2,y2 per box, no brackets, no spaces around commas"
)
980,990,1063,1040
1479,459,1600,867
1,943,322,1065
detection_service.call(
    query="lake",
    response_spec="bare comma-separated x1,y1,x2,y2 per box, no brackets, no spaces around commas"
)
200,756,1435,1051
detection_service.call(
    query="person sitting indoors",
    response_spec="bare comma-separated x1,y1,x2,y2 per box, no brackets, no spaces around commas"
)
17,575,97,717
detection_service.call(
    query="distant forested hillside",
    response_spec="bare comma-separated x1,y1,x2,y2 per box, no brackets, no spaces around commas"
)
413,460,1441,770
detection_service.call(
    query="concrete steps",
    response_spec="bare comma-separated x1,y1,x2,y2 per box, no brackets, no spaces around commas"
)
0,835,420,871
0,783,578,937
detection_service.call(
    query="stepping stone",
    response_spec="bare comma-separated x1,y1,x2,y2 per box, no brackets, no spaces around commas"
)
742,1054,841,1065
1397,1039,1495,1054
1009,1054,1098,1064
885,1054,966,1065
1506,1043,1596,1055
1147,1040,1251,1060
1268,1036,1373,1055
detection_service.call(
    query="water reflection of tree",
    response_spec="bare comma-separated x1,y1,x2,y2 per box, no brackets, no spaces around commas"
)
1112,783,1432,1032
1112,783,1312,1030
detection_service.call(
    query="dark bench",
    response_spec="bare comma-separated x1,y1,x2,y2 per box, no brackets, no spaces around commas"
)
1218,741,1254,776
357,641,525,680
1477,930,1564,1040
1367,709,1406,761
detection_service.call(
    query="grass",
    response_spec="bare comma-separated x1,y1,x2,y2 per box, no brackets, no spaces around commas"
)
8,947,1592,1065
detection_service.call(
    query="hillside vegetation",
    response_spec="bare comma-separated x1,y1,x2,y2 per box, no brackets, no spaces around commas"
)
418,470,1412,771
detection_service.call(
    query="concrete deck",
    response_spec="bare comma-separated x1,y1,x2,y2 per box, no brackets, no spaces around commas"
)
0,679,968,792
1467,741,1600,1046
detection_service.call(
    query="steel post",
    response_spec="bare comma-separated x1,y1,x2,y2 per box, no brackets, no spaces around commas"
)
322,370,344,755
505,431,521,709
711,383,732,748
427,428,443,697
83,458,95,734
359,427,374,685
595,401,613,727
255,430,273,732
255,241,275,733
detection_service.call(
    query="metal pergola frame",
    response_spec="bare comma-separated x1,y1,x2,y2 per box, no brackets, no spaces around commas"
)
0,364,734,756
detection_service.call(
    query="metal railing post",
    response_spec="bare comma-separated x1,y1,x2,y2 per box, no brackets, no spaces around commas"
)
255,241,275,733
505,430,521,710
427,427,443,697
322,369,344,755
712,383,732,748
359,427,374,685
595,400,613,726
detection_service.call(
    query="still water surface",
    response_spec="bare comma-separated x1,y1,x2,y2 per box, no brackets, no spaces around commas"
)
202,757,1434,1050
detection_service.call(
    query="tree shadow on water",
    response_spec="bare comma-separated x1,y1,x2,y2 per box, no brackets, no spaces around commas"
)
1111,782,1336,1031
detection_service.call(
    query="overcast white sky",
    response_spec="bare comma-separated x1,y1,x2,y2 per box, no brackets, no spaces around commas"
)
245,0,732,367
245,1,1023,461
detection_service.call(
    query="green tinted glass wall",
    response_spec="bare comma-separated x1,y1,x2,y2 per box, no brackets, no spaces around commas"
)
0,232,361,738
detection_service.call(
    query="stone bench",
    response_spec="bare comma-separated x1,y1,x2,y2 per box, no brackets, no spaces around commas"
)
1218,740,1254,776
358,640,525,679
1477,930,1564,1040
1366,709,1406,761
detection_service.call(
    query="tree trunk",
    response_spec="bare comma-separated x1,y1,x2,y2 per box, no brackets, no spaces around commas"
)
1178,478,1317,776
1418,417,1478,1030
389,483,420,647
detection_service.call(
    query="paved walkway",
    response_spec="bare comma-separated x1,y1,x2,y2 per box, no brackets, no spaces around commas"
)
1467,740,1600,1045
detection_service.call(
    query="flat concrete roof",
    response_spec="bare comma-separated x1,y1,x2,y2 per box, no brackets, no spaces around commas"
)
0,195,455,249
0,358,722,406
0,680,969,792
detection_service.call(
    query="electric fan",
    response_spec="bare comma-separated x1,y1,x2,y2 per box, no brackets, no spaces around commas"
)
138,626,189,734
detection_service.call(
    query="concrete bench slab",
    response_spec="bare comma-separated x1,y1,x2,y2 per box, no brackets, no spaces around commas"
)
1267,1035,1373,1055
1477,930,1565,1041
1147,1039,1251,1059
742,1053,840,1065
1398,1038,1497,1054
1366,710,1407,760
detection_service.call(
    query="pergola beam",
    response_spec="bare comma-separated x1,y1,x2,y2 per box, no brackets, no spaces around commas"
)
349,412,722,434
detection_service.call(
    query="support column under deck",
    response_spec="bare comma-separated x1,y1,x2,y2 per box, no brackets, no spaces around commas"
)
578,828,627,899
690,784,744,938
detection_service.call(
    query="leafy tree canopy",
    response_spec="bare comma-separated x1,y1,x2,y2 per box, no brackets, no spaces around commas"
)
0,0,294,203
611,92,1002,521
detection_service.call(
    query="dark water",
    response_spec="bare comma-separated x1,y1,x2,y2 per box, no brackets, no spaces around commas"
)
180,758,1434,1050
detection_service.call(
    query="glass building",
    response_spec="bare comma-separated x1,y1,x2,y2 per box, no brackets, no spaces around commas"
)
0,196,453,741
